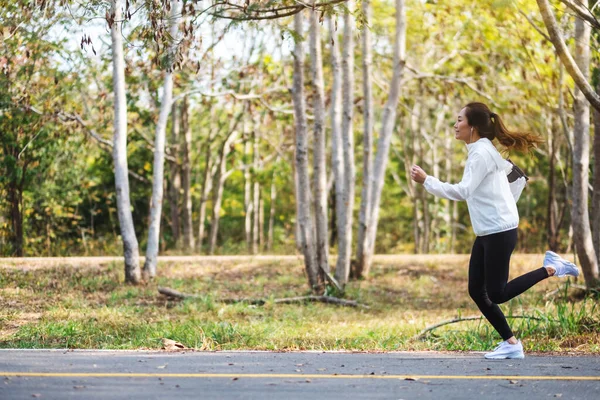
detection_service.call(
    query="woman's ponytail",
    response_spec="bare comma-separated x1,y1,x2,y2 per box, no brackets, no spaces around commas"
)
465,103,543,153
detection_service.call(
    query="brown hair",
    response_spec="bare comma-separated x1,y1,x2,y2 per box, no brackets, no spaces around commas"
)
464,102,543,152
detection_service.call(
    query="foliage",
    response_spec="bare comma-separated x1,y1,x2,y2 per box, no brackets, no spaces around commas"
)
0,0,594,256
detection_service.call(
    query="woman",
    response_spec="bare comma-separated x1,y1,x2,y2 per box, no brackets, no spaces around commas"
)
409,102,579,359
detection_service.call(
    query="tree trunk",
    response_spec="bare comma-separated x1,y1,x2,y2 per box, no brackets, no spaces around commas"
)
208,129,239,255
7,184,23,257
310,4,330,285
244,125,253,253
328,15,345,284
181,97,195,251
259,195,265,251
168,103,181,248
267,162,277,251
592,81,600,265
110,0,140,284
547,113,560,251
142,0,181,279
335,1,355,286
356,0,374,275
572,15,599,287
252,118,261,255
444,132,453,253
197,143,214,252
293,153,304,252
536,0,600,112
360,0,406,278
292,12,319,292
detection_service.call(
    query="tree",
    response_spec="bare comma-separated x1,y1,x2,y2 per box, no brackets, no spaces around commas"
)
571,10,599,287
358,0,406,278
143,0,182,279
292,11,320,291
356,0,374,277
335,0,356,286
309,4,330,286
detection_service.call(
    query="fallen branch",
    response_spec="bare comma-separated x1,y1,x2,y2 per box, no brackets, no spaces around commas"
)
158,287,368,308
413,315,549,341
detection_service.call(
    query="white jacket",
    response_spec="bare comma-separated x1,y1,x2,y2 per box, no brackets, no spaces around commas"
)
423,138,519,236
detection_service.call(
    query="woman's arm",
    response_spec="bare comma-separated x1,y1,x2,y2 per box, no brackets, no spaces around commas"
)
411,153,489,201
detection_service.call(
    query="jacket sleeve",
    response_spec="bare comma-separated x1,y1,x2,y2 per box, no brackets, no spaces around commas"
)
423,152,489,201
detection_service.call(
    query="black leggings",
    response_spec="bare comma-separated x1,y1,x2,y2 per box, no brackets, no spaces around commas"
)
468,228,549,340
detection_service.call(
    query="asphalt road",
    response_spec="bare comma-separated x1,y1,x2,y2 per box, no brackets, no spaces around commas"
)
1,350,599,399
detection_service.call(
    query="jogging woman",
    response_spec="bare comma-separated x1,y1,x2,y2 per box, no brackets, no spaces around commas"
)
409,102,579,359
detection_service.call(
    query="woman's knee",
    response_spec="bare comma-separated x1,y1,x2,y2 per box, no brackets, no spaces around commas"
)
487,289,505,304
468,284,483,302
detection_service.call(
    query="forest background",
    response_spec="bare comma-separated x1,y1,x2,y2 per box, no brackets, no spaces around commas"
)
1,0,599,287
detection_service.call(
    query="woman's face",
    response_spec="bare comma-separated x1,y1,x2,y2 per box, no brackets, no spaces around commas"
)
454,107,472,143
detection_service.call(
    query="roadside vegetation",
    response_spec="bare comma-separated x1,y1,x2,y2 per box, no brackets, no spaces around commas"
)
1,255,597,353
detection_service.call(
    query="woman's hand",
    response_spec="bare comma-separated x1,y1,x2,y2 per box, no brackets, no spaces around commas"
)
410,165,427,184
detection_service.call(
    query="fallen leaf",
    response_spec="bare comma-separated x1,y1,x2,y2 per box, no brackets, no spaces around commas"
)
509,380,518,384
405,377,419,381
162,338,187,351
232,377,239,381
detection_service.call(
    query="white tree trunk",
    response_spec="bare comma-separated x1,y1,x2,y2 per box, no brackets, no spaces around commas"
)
310,5,330,282
197,144,214,252
361,0,406,277
572,14,599,287
110,0,140,283
293,155,304,252
267,161,278,251
328,16,345,283
168,104,181,248
243,126,253,253
334,1,355,285
292,12,319,291
593,83,600,265
142,0,180,279
208,129,239,255
181,97,195,250
356,0,374,276
252,119,261,255
259,195,265,250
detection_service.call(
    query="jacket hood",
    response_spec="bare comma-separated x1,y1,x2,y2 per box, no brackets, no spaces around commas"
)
467,138,512,172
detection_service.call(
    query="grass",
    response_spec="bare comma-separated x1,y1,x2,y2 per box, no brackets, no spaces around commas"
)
0,254,598,353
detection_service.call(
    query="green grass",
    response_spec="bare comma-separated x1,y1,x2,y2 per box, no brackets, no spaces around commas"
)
0,255,598,353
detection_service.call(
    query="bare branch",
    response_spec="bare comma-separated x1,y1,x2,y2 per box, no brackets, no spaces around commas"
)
413,315,550,340
210,0,349,21
56,111,114,147
559,0,600,30
158,286,368,308
404,65,498,106
518,10,551,42
537,0,600,112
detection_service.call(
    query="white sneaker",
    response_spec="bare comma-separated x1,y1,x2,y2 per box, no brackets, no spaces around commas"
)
543,250,580,278
484,340,525,359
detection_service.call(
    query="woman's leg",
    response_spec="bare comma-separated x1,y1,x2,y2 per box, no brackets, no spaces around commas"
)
468,236,514,341
483,229,549,305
